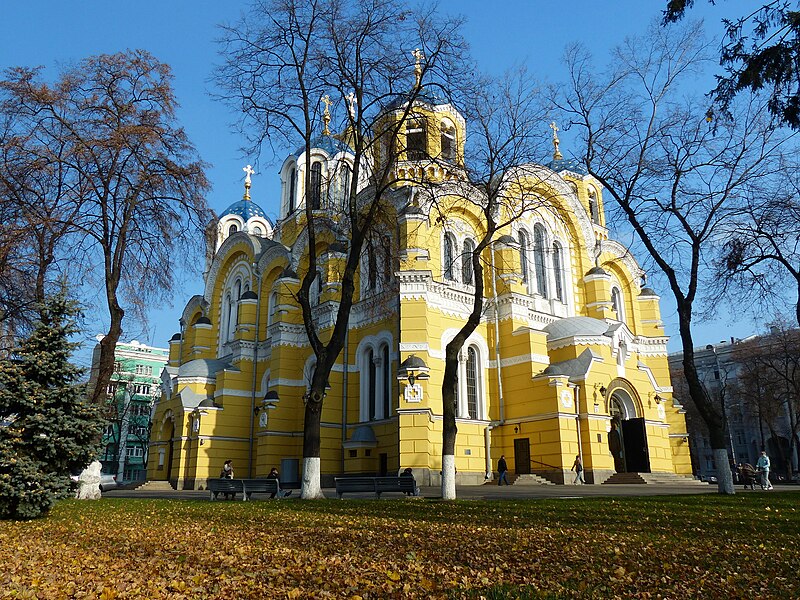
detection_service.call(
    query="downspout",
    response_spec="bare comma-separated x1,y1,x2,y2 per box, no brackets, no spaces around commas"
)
248,263,263,478
485,248,506,480
341,326,349,475
574,384,584,482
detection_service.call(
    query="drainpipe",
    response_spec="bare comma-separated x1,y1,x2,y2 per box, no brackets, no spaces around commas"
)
341,325,349,475
248,263,263,478
574,383,584,482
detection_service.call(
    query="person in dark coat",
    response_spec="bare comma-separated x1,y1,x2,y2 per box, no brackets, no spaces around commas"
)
497,455,509,486
267,466,292,498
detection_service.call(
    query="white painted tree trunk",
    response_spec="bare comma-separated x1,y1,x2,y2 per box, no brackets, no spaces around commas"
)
441,454,456,500
714,448,735,494
300,457,324,499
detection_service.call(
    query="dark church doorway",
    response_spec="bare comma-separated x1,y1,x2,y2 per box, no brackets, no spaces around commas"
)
608,392,650,473
514,438,531,474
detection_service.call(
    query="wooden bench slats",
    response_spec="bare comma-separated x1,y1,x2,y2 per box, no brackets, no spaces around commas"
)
208,478,286,500
334,476,419,499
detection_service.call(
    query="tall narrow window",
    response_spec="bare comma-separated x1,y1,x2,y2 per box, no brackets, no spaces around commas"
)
368,349,376,420
339,163,351,208
462,239,475,285
228,224,238,236
611,287,624,321
533,225,548,297
368,251,378,291
440,121,455,161
518,230,530,283
443,234,455,281
288,167,296,212
588,188,600,224
466,347,478,419
407,120,426,160
382,235,392,282
268,291,278,326
552,241,564,302
310,162,322,210
382,344,390,418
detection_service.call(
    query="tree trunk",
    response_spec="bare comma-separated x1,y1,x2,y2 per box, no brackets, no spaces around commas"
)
300,387,325,499
441,346,459,500
90,305,124,406
677,304,734,494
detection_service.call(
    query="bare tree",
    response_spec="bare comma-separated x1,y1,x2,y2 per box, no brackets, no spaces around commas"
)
414,69,552,498
0,51,211,407
557,21,791,493
217,0,466,498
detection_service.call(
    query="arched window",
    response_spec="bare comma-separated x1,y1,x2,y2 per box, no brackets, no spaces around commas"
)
288,167,296,213
588,187,600,224
381,344,390,418
228,223,238,236
228,280,242,340
466,347,478,419
518,230,530,283
552,241,564,302
533,224,548,297
310,162,322,210
440,120,456,161
407,119,426,160
443,234,455,281
462,239,475,285
367,348,376,420
339,163,351,208
267,291,278,326
222,293,232,345
252,225,263,236
611,287,624,322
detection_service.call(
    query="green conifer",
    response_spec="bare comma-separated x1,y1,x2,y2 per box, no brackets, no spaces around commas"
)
0,293,102,519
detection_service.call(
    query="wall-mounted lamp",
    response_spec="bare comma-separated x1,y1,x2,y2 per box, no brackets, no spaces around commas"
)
513,425,519,434
254,390,280,415
649,392,663,405
397,355,430,386
599,385,607,396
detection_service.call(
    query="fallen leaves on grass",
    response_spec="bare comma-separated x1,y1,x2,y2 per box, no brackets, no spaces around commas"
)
0,494,798,598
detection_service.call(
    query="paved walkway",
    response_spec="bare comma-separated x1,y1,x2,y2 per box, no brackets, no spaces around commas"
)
104,482,800,501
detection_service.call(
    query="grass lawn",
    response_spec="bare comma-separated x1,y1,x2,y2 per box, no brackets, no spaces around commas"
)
1,493,798,599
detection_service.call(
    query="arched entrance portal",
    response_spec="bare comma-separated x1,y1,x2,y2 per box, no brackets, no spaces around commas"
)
607,386,651,473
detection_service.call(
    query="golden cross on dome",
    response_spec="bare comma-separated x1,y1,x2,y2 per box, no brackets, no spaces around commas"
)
412,48,425,88
243,164,255,200
549,121,563,161
321,94,332,135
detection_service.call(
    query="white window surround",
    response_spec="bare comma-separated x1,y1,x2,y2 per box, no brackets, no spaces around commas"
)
217,262,252,356
355,332,394,422
440,223,479,288
515,220,574,317
440,329,488,421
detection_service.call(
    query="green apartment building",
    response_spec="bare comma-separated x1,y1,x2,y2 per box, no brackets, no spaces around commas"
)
90,338,168,484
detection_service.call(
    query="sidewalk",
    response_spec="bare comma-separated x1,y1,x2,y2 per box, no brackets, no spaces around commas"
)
104,482,799,501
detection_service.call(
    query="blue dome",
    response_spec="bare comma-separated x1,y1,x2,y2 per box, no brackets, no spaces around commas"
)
293,135,351,158
547,157,588,176
220,199,268,221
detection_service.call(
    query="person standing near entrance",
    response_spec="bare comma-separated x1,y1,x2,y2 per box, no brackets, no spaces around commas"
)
571,455,584,484
757,450,773,490
497,455,509,486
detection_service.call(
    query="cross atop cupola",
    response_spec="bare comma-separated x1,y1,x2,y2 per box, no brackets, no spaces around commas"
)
243,164,255,200
550,121,563,161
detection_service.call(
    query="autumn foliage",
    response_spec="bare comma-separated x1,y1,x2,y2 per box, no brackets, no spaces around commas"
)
1,494,798,598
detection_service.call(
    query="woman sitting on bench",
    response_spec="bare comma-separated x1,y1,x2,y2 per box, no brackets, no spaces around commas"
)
267,467,292,498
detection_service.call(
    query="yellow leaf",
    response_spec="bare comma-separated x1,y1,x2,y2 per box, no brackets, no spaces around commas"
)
387,571,401,582
100,588,117,600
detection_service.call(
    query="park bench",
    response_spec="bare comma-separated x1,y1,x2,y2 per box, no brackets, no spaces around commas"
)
208,478,244,501
334,476,419,499
240,478,292,500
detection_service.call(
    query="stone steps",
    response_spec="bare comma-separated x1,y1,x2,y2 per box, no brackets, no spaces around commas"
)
135,480,176,491
513,473,556,486
603,472,709,485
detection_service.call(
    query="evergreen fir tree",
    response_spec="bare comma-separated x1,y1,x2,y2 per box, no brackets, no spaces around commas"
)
0,293,102,519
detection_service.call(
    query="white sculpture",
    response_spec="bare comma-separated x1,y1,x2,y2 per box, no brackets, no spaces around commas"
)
75,460,102,500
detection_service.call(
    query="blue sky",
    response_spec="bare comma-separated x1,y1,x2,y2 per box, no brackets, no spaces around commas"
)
0,0,765,366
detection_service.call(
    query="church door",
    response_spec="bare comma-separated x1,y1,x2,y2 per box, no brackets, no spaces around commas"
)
621,418,650,473
514,438,531,474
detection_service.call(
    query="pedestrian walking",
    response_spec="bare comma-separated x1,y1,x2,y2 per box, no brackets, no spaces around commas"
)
571,455,584,484
757,450,773,490
497,455,509,486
